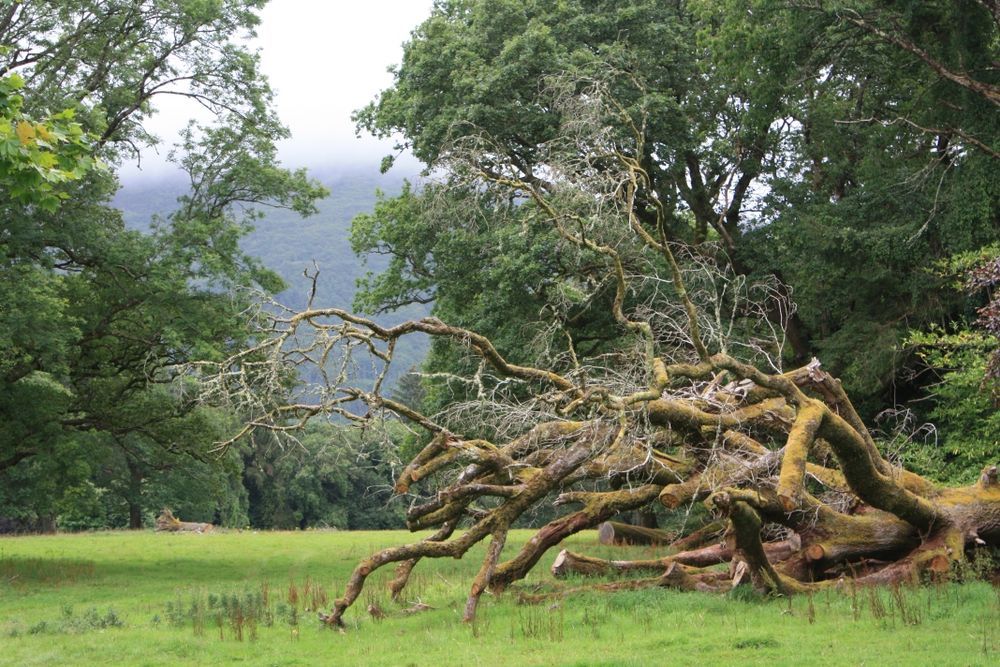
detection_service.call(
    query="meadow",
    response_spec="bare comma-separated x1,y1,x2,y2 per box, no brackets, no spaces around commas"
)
1,529,999,666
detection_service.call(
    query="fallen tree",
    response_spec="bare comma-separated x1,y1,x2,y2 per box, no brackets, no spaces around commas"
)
154,508,214,533
198,75,1000,628
597,521,674,546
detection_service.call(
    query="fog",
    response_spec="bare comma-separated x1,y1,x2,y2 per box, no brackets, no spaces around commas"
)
121,0,433,183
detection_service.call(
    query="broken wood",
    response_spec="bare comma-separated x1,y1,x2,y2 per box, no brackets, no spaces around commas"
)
154,508,214,533
597,521,674,546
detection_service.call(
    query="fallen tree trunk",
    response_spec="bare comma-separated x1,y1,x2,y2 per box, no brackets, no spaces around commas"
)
308,350,1000,627
597,521,674,546
154,509,214,533
665,520,727,553
552,537,801,578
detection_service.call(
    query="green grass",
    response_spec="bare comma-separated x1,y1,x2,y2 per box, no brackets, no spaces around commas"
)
1,530,999,666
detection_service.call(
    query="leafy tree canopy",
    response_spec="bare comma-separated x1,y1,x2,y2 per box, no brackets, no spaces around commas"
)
0,0,327,528
352,0,1000,420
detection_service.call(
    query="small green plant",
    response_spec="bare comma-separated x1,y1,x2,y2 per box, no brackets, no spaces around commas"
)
470,607,491,638
364,588,386,623
306,579,328,611
579,606,601,640
728,584,766,604
165,595,188,628
19,607,124,636
849,581,862,621
260,581,270,608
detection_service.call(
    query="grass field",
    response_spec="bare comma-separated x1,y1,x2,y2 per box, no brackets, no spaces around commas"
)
2,529,999,666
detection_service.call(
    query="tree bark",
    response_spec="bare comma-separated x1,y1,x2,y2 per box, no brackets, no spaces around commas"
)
127,458,143,530
597,521,674,546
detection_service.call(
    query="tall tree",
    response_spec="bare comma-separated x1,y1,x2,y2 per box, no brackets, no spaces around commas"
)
0,0,326,528
353,0,806,364
702,0,1000,408
352,0,999,415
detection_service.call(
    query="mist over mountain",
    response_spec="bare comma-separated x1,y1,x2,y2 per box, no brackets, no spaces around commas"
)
114,166,430,387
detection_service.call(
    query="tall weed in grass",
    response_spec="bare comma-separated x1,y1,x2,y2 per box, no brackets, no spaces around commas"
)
161,577,333,642
510,604,564,642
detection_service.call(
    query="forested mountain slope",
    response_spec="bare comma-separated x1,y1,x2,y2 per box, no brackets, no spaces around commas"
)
115,166,430,385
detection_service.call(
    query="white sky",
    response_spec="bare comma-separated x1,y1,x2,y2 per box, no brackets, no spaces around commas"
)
124,0,434,180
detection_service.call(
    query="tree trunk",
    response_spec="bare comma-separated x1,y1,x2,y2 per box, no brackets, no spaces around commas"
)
37,515,56,533
598,521,673,546
637,509,659,529
128,502,142,530
126,458,143,530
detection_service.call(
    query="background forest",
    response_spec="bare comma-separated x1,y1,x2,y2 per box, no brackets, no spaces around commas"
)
1,0,998,534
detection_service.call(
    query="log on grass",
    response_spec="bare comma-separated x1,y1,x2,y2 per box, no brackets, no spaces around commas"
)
597,521,673,546
552,537,802,579
154,508,214,533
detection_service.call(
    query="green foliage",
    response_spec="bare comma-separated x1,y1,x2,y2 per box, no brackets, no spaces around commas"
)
352,0,1000,432
0,0,327,528
0,73,99,211
702,0,1000,407
349,0,722,371
904,326,1000,483
926,357,1000,482
242,422,406,530
5,0,999,527
352,180,615,369
51,482,111,533
18,606,125,637
118,168,430,388
900,244,1000,483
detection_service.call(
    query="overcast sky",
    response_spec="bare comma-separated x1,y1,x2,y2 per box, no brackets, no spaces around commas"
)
124,0,434,181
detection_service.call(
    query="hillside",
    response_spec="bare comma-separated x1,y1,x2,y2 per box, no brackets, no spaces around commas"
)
114,166,430,387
